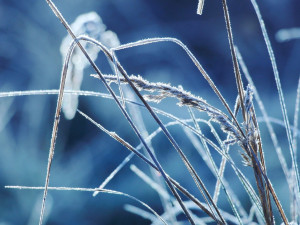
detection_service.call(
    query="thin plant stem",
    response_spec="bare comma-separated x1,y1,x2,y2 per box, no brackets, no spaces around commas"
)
77,110,223,223
112,38,245,138
77,36,226,224
44,2,199,224
6,186,168,225
251,0,300,197
38,39,77,225
187,107,243,225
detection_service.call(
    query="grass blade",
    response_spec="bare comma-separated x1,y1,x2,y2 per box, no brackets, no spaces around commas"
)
38,38,78,225
6,186,168,225
251,0,300,196
44,2,197,223
77,109,224,223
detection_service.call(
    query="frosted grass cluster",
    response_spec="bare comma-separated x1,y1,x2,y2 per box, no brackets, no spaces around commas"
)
3,0,300,225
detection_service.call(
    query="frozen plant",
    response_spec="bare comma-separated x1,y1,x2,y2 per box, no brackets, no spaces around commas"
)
60,12,120,119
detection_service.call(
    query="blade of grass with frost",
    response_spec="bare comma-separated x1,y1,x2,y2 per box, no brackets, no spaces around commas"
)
78,109,266,223
55,31,191,223
213,97,241,206
91,116,218,199
11,80,264,220
7,88,299,152
235,46,290,183
38,38,78,225
1,88,240,160
6,87,263,221
74,37,224,223
187,109,220,194
93,119,215,199
120,83,174,218
0,90,107,98
111,38,244,136
236,46,298,222
186,107,243,224
0,88,252,158
204,121,263,219
247,86,274,223
184,126,247,223
235,48,289,224
77,109,224,223
82,39,226,224
6,186,167,225
204,120,265,220
194,117,265,221
94,74,270,217
99,74,243,143
183,121,248,220
251,0,300,194
6,87,281,221
222,7,269,211
292,77,300,222
293,77,300,157
97,74,245,224
43,4,196,224
98,34,171,207
79,103,240,182
83,34,240,163
221,0,246,123
4,87,264,223
245,141,289,224
37,36,106,225
222,1,274,223
111,31,205,223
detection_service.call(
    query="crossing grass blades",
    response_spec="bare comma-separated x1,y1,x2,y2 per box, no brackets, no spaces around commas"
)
5,0,300,224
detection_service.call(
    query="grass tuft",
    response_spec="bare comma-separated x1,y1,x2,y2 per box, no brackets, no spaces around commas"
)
3,1,300,224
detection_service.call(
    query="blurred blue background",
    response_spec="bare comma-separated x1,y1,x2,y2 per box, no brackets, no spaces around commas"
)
1,0,300,224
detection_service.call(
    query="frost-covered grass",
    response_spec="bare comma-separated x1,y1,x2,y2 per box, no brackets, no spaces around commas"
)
2,0,300,224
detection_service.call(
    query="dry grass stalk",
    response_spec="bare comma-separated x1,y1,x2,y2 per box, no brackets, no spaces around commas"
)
99,72,289,224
